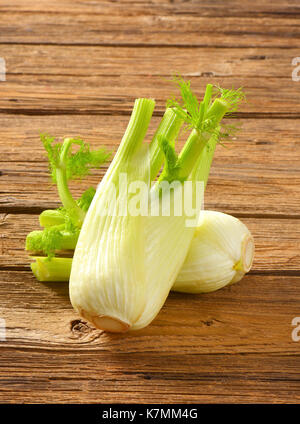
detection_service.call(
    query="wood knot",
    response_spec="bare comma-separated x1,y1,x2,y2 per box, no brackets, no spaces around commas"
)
70,319,92,338
201,71,214,77
203,320,214,326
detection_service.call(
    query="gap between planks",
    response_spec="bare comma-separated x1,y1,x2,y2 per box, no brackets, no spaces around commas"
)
1,206,300,220
1,111,300,120
1,42,300,49
1,266,300,277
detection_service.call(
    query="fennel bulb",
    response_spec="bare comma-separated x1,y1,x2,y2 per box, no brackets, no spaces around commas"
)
173,210,254,293
69,82,242,332
69,98,204,332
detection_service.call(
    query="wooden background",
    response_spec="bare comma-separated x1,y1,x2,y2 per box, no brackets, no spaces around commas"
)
0,0,300,403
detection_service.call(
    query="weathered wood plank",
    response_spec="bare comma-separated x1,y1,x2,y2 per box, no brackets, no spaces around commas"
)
0,45,298,114
0,115,299,216
0,271,299,354
0,349,299,403
0,2,299,48
1,45,296,77
0,75,298,115
1,213,299,272
0,270,299,402
2,0,299,18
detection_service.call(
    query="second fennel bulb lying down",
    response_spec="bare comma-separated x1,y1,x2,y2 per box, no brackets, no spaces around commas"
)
174,210,254,293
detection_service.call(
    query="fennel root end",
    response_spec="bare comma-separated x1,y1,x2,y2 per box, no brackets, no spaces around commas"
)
79,309,131,333
242,234,255,272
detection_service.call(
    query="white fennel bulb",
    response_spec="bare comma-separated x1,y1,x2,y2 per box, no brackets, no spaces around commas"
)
173,210,254,293
69,81,245,333
69,98,200,332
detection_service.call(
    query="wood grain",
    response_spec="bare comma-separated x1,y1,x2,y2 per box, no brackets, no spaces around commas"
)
0,1,300,48
3,271,299,354
1,350,299,403
2,0,300,17
2,45,295,77
0,0,300,405
1,75,297,116
0,270,299,403
0,44,298,115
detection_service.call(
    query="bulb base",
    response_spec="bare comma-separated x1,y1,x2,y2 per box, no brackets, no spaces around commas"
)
242,234,255,272
80,309,130,333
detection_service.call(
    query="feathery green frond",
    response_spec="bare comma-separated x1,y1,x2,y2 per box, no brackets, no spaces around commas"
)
40,134,61,182
40,135,111,226
77,187,96,212
40,134,111,184
167,76,207,131
26,226,64,259
167,75,245,145
212,86,245,115
26,223,79,258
